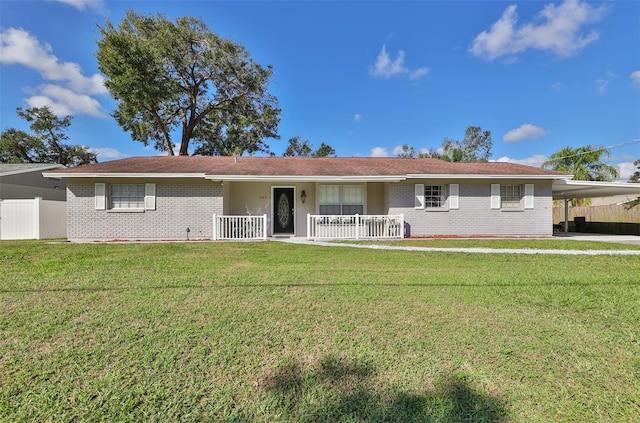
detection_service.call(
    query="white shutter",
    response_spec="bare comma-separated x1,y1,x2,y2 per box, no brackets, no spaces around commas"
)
95,183,106,210
524,184,534,209
414,184,424,209
144,183,156,210
490,184,501,209
449,184,459,210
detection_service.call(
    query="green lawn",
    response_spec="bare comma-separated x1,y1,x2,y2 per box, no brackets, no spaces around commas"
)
343,238,640,250
1,240,639,422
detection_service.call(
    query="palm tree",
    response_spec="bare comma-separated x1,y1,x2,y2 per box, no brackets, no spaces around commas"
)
543,145,619,206
542,145,619,181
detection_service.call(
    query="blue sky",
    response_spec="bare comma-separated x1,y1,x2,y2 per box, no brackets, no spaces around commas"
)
1,0,639,180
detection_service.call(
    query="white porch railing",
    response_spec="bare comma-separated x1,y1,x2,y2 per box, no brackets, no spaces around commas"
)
307,214,404,240
213,214,267,240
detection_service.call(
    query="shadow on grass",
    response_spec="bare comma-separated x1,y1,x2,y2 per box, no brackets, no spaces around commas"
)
258,354,507,423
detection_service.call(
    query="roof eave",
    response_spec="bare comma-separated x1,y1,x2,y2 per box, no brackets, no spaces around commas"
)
552,179,640,199
42,172,207,178
1,164,65,177
406,174,571,180
204,175,406,182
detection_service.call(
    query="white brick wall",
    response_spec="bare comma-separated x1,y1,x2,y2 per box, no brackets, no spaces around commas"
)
67,179,223,241
388,180,553,237
66,178,554,240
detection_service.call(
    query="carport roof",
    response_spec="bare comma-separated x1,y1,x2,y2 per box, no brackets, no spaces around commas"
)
552,179,640,200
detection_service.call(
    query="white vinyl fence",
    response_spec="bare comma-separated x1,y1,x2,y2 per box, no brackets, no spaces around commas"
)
0,197,66,240
213,214,268,240
307,214,404,240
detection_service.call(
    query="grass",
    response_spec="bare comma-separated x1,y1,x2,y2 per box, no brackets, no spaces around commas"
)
341,238,640,250
1,240,639,422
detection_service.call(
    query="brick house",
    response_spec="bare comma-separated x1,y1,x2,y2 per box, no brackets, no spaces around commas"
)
45,156,573,241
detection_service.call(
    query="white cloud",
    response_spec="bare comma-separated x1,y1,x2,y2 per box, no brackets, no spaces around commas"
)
409,67,430,80
495,154,549,168
26,85,106,117
595,78,608,95
0,27,107,117
92,148,127,160
470,0,608,61
616,162,637,182
503,124,549,142
371,46,405,78
392,145,406,156
370,147,388,157
595,71,616,95
353,114,362,122
370,45,429,80
630,71,640,89
48,0,107,14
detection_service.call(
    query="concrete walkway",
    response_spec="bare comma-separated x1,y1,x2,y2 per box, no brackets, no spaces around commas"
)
275,234,640,256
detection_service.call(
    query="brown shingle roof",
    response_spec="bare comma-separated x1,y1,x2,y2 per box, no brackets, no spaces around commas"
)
48,156,570,178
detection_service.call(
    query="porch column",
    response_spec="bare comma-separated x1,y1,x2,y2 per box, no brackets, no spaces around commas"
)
564,199,569,233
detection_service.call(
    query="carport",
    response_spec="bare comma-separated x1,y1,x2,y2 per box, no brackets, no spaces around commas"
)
552,179,640,233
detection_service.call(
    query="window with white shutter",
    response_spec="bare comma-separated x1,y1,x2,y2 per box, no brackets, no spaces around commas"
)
95,183,106,210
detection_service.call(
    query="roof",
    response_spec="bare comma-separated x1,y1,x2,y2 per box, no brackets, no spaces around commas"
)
0,163,64,177
43,156,570,181
552,179,640,200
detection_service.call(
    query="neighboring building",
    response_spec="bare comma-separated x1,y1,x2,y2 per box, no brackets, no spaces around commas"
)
45,156,575,241
0,163,66,201
0,164,67,240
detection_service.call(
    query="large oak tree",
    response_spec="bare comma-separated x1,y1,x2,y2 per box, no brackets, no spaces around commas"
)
96,10,280,156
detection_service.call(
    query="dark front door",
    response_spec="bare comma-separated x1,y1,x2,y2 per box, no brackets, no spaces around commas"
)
273,187,295,235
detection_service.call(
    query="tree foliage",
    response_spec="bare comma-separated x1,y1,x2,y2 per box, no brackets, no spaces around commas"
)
440,126,492,162
395,126,492,162
283,137,336,157
395,144,416,158
542,145,619,181
96,10,280,156
0,107,97,166
629,159,640,183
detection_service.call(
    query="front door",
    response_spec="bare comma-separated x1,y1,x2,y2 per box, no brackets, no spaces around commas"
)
273,187,295,235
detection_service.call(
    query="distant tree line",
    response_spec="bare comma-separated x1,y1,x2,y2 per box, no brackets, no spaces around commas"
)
0,106,97,166
396,126,493,162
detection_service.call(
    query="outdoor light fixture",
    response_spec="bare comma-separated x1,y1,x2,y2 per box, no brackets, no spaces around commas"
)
300,190,307,204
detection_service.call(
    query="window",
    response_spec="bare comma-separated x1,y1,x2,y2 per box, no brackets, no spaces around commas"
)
500,185,522,209
425,185,446,208
110,184,145,209
491,184,533,210
319,185,363,215
95,183,156,211
415,183,458,210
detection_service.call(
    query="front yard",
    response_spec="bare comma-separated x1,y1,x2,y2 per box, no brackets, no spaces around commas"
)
1,240,639,422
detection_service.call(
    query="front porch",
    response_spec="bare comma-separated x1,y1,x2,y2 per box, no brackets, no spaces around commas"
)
306,214,404,240
211,213,405,241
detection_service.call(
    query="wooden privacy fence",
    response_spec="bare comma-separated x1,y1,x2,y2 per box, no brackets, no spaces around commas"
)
553,204,640,235
553,204,640,224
